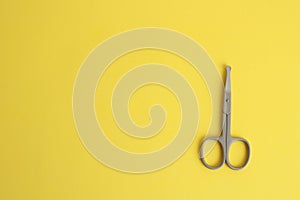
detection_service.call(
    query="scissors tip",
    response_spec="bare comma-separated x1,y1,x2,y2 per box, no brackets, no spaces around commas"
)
226,66,231,71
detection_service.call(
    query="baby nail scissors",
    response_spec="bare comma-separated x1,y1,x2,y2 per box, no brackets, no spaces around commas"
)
200,66,251,170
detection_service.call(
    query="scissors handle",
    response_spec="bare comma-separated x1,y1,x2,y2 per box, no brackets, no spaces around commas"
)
226,137,251,170
200,136,251,170
199,137,225,170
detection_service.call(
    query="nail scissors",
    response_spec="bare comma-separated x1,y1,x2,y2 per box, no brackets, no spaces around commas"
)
200,66,251,170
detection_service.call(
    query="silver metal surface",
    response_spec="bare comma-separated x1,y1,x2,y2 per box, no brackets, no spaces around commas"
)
199,66,251,170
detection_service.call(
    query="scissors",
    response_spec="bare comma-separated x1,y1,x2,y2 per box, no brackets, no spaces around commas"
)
200,66,251,170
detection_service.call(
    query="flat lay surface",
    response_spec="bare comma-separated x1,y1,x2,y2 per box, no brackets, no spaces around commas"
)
1,0,300,199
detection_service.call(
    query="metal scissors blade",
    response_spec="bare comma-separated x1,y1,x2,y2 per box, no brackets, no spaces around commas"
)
199,66,251,170
223,66,231,115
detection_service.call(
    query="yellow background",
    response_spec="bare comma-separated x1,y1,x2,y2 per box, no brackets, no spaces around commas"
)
1,0,300,199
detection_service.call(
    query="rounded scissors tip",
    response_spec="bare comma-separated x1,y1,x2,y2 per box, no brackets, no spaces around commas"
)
226,66,231,71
